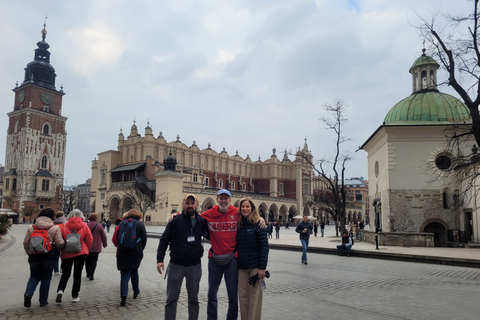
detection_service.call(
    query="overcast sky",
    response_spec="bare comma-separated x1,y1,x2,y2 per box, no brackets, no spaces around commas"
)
0,0,474,185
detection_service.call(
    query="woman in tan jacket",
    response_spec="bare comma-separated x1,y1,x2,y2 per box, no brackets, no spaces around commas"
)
23,208,65,308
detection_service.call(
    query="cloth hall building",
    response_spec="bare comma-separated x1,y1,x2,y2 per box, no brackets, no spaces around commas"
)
89,123,325,225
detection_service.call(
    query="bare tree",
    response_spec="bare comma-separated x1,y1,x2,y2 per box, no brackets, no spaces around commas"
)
61,185,79,215
123,183,155,221
416,1,480,198
22,205,38,223
299,100,352,237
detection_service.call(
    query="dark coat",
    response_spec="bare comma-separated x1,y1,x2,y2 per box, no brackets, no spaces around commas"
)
236,218,269,270
112,219,147,270
157,211,208,267
296,221,313,240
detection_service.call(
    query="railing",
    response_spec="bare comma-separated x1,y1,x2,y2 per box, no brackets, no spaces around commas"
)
110,181,135,190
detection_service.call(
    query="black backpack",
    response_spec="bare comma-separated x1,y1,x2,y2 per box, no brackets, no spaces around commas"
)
117,219,141,251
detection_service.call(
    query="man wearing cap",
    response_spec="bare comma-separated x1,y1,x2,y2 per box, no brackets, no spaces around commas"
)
157,194,208,320
200,189,238,320
201,189,265,320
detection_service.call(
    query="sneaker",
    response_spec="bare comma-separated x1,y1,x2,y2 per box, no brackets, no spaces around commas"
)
24,294,32,308
120,297,126,306
56,290,63,303
89,276,94,280
133,290,140,299
40,302,48,307
72,297,80,302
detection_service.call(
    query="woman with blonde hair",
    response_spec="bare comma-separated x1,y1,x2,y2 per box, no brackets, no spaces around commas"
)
56,209,93,303
112,209,147,306
236,198,269,320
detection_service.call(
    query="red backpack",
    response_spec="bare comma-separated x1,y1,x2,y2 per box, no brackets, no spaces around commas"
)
28,225,52,254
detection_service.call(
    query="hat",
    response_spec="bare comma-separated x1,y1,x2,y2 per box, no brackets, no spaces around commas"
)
183,194,198,202
217,189,231,197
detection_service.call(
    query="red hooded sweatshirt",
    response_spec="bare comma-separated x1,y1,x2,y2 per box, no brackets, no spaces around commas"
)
201,205,238,257
60,217,93,259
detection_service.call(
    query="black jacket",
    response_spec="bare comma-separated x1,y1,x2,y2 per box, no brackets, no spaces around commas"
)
157,211,208,267
236,218,269,270
114,219,147,271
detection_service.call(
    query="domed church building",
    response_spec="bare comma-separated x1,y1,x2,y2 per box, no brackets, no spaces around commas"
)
361,49,476,246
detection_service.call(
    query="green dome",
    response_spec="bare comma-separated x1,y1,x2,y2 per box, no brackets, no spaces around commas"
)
409,53,439,73
384,91,471,125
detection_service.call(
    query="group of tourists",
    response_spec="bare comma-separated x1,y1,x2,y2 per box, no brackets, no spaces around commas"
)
157,189,269,320
22,207,147,309
21,188,270,320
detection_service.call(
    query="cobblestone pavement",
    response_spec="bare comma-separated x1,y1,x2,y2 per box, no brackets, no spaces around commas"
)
1,224,480,319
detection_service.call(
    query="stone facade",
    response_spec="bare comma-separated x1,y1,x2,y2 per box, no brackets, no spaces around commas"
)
89,123,325,225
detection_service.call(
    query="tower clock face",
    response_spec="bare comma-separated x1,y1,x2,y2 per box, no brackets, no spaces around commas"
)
41,92,52,105
18,90,25,103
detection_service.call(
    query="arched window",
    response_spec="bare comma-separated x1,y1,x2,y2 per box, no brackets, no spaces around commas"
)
41,155,48,169
42,123,50,135
421,70,427,89
14,121,20,133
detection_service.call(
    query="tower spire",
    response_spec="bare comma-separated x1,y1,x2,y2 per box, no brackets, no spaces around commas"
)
42,15,48,41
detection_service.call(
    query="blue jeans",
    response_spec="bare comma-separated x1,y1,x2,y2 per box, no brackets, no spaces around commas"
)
165,262,202,320
120,269,139,298
337,244,352,255
300,239,309,261
25,259,56,304
320,228,324,237
207,257,238,320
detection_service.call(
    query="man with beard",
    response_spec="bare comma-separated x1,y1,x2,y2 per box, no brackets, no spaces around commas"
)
157,194,208,320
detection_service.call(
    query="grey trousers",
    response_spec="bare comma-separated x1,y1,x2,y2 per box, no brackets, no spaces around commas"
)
165,262,202,320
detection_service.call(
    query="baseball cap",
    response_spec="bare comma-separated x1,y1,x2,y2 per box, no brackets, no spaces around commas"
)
217,189,231,197
183,194,198,202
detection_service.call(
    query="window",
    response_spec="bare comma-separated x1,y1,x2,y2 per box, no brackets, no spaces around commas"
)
41,179,49,192
303,178,310,194
242,182,246,191
5,178,9,190
41,155,48,169
279,183,284,195
231,181,235,190
193,173,198,183
42,123,50,135
355,190,362,201
101,193,105,200
14,121,20,133
205,177,209,187
219,179,223,189
39,204,45,209
44,106,49,112
12,178,16,191
145,215,151,222
436,155,452,170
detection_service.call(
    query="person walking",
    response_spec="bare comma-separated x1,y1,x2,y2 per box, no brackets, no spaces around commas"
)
274,221,280,239
23,208,65,308
267,222,273,239
85,212,107,280
157,194,208,320
106,220,111,233
237,198,269,320
320,220,325,237
56,209,93,303
313,222,318,237
112,209,147,306
295,214,313,265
